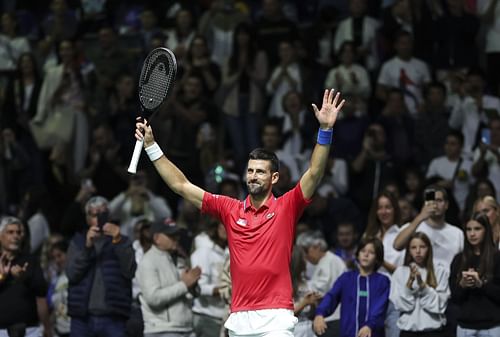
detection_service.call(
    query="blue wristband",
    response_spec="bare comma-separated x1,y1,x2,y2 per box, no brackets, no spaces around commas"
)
317,128,333,145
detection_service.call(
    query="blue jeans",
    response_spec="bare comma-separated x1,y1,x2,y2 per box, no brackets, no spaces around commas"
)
70,316,127,337
385,300,400,337
457,325,500,337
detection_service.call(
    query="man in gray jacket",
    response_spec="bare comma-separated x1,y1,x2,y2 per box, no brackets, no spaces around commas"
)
137,218,201,337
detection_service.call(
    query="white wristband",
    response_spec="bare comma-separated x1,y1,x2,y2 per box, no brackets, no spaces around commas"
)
145,142,163,162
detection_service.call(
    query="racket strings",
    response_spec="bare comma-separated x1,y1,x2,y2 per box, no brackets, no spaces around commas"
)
139,49,177,110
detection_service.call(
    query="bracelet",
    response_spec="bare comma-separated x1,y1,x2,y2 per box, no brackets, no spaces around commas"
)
145,142,164,161
317,128,333,145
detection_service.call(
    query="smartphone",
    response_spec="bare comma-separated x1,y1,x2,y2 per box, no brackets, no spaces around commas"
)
481,128,491,145
425,190,435,202
97,210,108,231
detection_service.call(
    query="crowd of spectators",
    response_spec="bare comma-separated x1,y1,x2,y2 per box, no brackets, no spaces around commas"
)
1,0,500,336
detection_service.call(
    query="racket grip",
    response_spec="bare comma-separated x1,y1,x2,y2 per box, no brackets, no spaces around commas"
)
127,139,144,174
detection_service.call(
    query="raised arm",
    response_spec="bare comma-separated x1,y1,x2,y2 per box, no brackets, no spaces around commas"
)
135,120,205,209
300,89,345,199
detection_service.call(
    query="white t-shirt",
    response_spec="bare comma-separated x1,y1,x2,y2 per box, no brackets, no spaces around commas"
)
473,146,500,201
266,63,302,118
324,63,372,99
477,0,500,52
377,56,431,117
400,221,463,269
380,225,405,277
448,95,500,154
426,156,474,211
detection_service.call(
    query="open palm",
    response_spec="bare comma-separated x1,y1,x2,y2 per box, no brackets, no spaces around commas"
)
312,89,345,129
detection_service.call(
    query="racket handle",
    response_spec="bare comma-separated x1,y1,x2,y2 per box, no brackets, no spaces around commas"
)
127,139,144,174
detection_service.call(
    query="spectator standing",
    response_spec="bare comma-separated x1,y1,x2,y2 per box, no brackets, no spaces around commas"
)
394,186,464,268
108,170,172,239
254,0,298,69
0,12,30,73
471,117,500,201
190,221,228,337
325,41,371,100
473,195,500,248
426,130,474,213
376,31,431,118
350,123,397,218
266,40,303,119
136,218,201,337
333,0,380,72
0,216,52,337
66,196,136,337
364,191,404,337
449,69,500,155
313,237,390,337
450,212,500,337
390,232,450,336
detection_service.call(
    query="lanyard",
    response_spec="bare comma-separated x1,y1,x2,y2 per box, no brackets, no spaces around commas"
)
355,273,370,337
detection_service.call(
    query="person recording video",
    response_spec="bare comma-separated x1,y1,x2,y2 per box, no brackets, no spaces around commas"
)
66,196,136,337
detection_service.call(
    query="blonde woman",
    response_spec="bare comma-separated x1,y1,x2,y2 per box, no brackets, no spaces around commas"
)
473,195,500,249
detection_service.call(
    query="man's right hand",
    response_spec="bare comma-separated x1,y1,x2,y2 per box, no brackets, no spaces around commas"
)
86,226,101,248
418,201,436,221
135,118,155,148
181,266,201,288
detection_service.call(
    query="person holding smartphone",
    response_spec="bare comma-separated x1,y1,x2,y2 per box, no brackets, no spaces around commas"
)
450,212,500,337
66,196,136,337
472,117,500,202
393,186,464,268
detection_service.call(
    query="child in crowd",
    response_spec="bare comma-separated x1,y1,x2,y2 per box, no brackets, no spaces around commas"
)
313,237,390,337
390,232,450,336
450,212,500,337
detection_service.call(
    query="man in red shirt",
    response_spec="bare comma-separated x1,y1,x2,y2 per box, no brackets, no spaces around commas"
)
134,89,345,337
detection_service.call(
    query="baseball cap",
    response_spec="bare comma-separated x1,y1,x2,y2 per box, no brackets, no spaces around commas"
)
151,218,181,236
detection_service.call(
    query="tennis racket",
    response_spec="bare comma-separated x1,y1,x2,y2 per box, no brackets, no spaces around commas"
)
127,47,177,174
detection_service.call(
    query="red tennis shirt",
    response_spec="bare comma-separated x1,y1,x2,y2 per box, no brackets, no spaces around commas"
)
201,183,311,313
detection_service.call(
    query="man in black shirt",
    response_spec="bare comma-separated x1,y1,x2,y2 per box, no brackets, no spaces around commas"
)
0,216,52,337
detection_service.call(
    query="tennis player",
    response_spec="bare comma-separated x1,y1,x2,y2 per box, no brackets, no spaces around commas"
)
134,89,345,337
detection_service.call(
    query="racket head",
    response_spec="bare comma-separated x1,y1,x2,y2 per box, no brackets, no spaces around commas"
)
138,47,177,114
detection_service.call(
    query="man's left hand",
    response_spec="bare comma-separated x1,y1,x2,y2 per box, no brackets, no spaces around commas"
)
312,89,345,129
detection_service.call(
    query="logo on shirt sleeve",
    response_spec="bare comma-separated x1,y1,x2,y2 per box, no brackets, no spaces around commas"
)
236,218,247,227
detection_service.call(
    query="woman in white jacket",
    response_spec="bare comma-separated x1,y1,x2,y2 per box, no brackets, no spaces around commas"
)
390,232,450,337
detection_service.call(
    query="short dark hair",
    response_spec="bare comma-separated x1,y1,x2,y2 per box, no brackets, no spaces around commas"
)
447,129,464,146
248,148,280,173
356,237,384,271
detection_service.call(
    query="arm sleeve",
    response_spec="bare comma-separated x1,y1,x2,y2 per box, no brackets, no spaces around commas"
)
480,253,500,303
365,275,390,331
420,265,450,314
65,239,95,284
191,248,216,296
449,253,468,303
137,260,188,309
112,237,137,279
390,267,417,312
315,274,344,317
